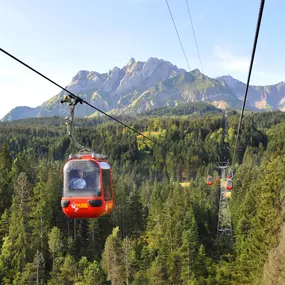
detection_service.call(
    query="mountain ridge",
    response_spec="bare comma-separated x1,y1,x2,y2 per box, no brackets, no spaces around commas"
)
2,57,285,121
216,75,285,111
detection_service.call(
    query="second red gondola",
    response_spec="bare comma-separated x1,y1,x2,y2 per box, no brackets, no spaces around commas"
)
226,179,233,190
207,176,213,185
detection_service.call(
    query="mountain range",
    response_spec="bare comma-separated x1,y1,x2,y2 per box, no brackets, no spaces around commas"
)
2,57,285,121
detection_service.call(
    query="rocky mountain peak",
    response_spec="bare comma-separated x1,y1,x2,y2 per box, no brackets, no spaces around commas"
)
191,68,201,75
276,81,285,88
216,75,243,88
71,70,90,83
127,57,136,66
2,57,285,121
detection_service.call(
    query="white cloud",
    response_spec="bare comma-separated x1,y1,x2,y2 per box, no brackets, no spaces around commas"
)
210,45,285,85
213,45,249,72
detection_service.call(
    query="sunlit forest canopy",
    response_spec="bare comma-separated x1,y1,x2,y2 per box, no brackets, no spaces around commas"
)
0,110,285,284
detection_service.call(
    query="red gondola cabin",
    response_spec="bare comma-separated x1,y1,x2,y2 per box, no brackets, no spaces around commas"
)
207,176,213,186
61,153,114,218
226,179,233,190
216,176,221,182
226,171,233,179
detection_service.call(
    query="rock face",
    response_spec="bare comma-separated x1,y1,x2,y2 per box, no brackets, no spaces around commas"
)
2,57,284,121
217,75,285,111
2,106,41,121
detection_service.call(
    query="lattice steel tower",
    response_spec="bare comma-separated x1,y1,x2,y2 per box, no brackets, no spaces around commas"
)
216,113,233,238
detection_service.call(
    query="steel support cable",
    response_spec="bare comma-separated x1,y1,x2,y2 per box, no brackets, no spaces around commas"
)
0,47,185,161
185,0,204,73
165,0,191,71
165,0,201,104
164,0,193,169
232,0,265,166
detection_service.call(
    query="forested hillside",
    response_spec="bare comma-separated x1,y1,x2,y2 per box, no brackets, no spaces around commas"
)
0,110,285,284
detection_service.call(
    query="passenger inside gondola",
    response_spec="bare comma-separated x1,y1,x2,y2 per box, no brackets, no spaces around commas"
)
70,169,86,189
64,160,101,197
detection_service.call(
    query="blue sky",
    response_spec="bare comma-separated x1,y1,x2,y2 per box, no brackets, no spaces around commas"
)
0,0,284,118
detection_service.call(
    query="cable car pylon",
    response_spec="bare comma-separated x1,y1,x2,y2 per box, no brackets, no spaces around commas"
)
216,112,233,238
216,162,232,238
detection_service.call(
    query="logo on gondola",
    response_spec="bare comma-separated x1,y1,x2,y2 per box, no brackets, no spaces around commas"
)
71,202,79,212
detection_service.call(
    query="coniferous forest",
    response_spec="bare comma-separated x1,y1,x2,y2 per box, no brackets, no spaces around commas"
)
1,108,285,284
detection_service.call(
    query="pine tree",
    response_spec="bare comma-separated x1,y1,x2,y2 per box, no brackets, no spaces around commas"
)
0,210,9,248
12,250,45,285
75,260,107,285
147,255,168,285
0,172,33,280
101,227,125,285
48,227,64,265
29,161,63,253
180,210,199,284
0,143,12,214
49,255,77,285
